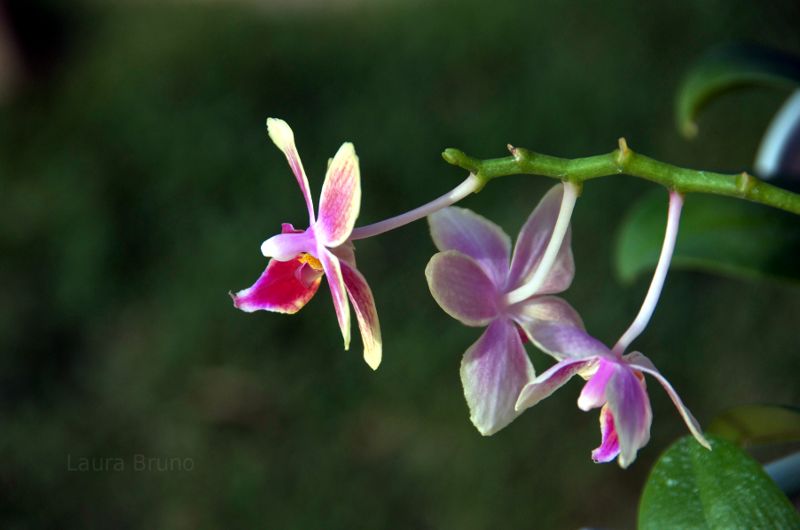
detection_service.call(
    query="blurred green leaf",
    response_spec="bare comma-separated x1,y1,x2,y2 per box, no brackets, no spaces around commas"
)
708,405,800,447
615,190,800,284
677,43,800,138
638,436,800,530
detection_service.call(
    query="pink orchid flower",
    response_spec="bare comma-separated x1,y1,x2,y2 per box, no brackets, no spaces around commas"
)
515,190,711,467
425,183,584,435
231,118,381,370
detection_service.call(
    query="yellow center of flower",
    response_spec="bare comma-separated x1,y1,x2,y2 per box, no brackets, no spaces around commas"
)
298,253,324,271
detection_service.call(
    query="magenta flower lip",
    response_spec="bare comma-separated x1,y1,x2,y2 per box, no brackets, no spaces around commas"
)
231,118,381,370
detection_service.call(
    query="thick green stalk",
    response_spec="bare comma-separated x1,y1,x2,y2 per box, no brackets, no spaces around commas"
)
442,139,800,215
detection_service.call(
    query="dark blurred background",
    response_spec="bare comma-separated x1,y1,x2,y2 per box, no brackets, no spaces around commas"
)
0,1,798,528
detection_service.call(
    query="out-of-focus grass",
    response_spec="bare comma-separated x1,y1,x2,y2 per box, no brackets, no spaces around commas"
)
0,1,799,528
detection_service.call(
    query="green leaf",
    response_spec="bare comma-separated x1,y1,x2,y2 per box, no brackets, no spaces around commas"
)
638,436,800,530
676,43,800,138
615,189,800,284
708,405,800,446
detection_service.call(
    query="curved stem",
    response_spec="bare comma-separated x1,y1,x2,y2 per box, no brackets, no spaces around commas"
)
442,139,800,215
504,181,579,305
349,174,481,240
612,190,683,355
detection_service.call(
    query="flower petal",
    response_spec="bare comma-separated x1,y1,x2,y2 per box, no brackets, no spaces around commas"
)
318,247,350,350
515,318,610,361
591,405,621,463
428,207,511,286
267,118,315,224
425,250,500,327
515,357,594,412
605,363,652,468
340,260,382,370
577,358,615,411
316,142,361,247
626,352,712,450
507,184,575,294
511,296,587,359
461,319,534,435
231,257,322,314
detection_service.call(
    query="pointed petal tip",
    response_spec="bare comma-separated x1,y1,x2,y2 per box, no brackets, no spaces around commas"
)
266,117,293,147
365,347,382,370
229,290,246,311
696,433,713,451
473,421,497,437
339,259,382,372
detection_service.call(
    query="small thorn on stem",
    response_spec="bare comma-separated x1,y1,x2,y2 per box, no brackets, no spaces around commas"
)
507,143,522,161
616,137,632,168
736,171,756,195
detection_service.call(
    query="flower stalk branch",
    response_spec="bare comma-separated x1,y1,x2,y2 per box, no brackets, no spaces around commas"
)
612,190,683,355
442,138,800,215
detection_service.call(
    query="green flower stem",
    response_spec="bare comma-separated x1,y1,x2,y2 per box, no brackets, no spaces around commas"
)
442,139,800,215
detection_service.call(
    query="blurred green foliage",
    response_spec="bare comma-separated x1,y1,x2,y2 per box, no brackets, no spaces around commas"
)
1,1,799,528
615,190,800,284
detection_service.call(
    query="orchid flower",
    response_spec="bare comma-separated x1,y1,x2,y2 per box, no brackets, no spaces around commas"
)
515,190,711,468
425,183,584,435
231,118,382,369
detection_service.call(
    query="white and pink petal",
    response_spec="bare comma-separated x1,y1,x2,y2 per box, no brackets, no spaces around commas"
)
340,260,382,370
316,142,361,247
461,319,535,436
266,118,316,224
319,247,351,350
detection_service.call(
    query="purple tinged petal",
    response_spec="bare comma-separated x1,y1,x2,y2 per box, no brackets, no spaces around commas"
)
428,207,511,286
507,184,575,294
511,296,586,359
591,405,621,463
340,260,382,370
231,257,322,314
511,295,584,327
516,320,611,361
318,247,351,350
515,357,595,412
577,359,615,411
266,118,316,224
425,250,500,327
604,363,652,468
316,142,361,247
626,352,712,450
460,319,535,435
